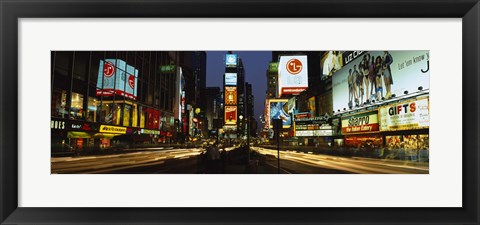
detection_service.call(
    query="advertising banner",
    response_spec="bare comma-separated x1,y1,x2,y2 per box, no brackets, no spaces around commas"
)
321,51,344,79
294,117,332,137
341,111,379,134
332,50,430,112
99,125,127,134
287,97,296,113
224,86,237,105
226,54,237,67
96,59,138,100
225,73,237,86
224,106,237,125
269,99,291,128
278,55,308,96
379,97,429,131
308,97,316,116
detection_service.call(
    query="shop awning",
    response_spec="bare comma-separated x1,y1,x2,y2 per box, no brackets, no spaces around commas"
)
67,132,91,139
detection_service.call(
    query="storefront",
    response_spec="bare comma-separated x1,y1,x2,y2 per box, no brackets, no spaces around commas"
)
294,116,333,147
340,110,382,151
378,96,429,161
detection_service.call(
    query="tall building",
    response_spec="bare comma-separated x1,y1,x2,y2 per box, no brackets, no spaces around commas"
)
204,87,221,133
245,82,257,137
223,52,246,138
51,51,182,152
178,51,207,138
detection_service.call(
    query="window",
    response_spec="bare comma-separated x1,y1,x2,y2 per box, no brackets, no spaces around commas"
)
70,92,84,120
100,102,113,124
73,51,90,81
132,104,138,127
87,97,98,122
114,104,122,125
54,52,73,77
139,106,146,128
123,104,131,127
51,89,68,118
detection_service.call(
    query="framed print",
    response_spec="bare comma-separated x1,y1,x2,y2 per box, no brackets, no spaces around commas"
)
1,0,479,224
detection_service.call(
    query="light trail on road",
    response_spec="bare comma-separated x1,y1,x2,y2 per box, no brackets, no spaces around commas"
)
51,148,205,174
251,146,429,174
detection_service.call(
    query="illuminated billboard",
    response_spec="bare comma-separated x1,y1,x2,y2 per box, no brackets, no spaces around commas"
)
224,86,237,105
332,50,430,112
379,97,429,131
226,54,237,67
341,111,379,134
224,106,237,125
268,62,279,73
278,55,308,96
321,51,344,79
294,117,332,137
96,59,138,100
225,73,237,86
269,99,291,128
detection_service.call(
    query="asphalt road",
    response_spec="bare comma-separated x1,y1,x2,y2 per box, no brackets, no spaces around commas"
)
252,146,429,174
51,148,206,174
51,146,428,174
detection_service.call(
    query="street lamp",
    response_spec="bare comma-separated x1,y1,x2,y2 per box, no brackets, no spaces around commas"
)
238,114,250,162
239,115,244,144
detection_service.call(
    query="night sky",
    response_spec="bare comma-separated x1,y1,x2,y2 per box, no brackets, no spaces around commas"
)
206,51,272,134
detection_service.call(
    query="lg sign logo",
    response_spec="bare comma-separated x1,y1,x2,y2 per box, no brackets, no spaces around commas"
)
103,62,115,77
128,75,135,89
286,58,303,75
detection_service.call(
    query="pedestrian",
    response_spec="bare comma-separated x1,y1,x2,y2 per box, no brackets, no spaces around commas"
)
220,148,228,173
206,141,220,173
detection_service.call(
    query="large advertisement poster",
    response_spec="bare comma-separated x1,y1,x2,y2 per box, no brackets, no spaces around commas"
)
96,59,138,100
278,55,308,96
225,73,237,86
269,99,291,128
332,51,429,112
341,111,379,134
224,86,237,105
321,51,344,79
379,97,429,131
224,106,237,125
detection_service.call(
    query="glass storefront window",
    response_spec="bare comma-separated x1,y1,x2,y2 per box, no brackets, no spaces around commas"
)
52,89,68,118
139,106,146,128
70,92,84,119
87,97,97,122
114,104,122,125
101,102,113,124
123,104,131,127
132,104,138,127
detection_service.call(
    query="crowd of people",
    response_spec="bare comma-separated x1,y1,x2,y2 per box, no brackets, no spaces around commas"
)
348,51,394,108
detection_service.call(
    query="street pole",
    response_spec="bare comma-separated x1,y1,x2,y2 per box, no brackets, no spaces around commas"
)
247,117,250,162
273,118,281,174
277,125,280,174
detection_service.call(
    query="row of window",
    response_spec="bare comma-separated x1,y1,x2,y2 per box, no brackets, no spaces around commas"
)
52,89,173,130
52,51,177,111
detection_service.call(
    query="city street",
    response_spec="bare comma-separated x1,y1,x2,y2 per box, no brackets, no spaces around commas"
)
251,146,428,174
50,51,431,174
51,146,428,174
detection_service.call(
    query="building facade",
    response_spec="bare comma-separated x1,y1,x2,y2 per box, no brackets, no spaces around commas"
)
51,51,191,153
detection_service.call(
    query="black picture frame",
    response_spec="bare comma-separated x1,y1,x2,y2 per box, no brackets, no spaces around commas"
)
1,0,479,224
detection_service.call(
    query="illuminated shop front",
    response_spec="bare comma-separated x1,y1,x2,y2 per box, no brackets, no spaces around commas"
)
340,110,382,149
378,96,430,161
293,115,333,147
51,51,179,152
